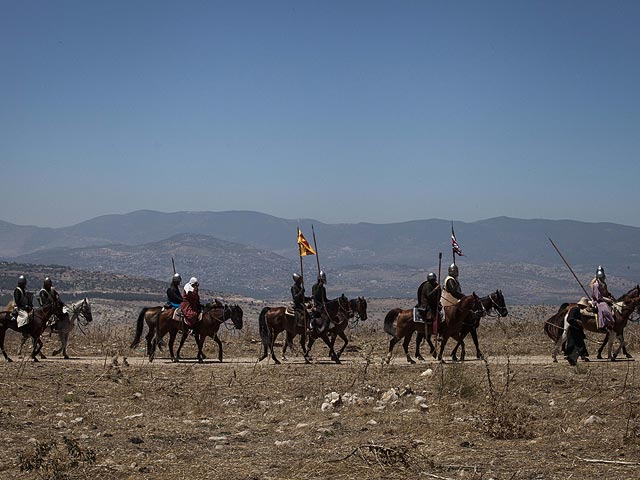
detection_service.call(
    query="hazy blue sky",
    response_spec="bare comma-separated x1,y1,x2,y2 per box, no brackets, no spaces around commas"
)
1,1,639,227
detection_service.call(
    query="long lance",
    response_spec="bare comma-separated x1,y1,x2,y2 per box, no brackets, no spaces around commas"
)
547,236,592,300
299,245,307,348
435,252,442,337
171,257,176,275
311,225,321,277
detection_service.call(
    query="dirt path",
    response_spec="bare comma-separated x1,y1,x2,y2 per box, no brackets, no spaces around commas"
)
19,353,633,367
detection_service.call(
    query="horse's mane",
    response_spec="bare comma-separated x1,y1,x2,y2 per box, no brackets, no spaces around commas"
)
620,285,640,300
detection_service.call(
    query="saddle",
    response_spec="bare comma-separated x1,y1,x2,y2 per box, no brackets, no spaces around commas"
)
285,305,296,317
172,308,183,322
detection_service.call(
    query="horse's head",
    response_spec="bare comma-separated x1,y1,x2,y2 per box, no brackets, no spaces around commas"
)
230,304,243,330
350,296,368,321
491,290,509,317
80,298,93,323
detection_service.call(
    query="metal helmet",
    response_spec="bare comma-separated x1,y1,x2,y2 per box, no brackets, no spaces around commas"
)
319,270,326,282
43,277,52,288
448,263,459,278
172,273,182,284
292,273,301,282
427,272,437,282
596,268,606,280
18,275,27,288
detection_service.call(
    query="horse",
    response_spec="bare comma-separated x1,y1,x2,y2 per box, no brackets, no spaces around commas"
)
326,296,368,360
154,303,242,362
175,303,243,363
129,305,164,355
258,295,350,364
384,293,481,364
414,290,508,362
544,285,640,362
0,299,64,362
17,298,94,360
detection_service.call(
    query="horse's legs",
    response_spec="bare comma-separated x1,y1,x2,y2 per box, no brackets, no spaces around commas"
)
335,331,349,359
612,333,625,361
426,334,436,359
196,334,206,363
214,334,223,362
318,333,340,364
386,336,399,364
168,331,178,362
31,336,39,362
0,328,12,362
175,330,189,361
470,327,482,359
415,332,425,361
305,335,317,362
402,331,415,364
597,332,608,360
622,332,633,358
607,332,615,360
18,334,28,356
145,327,155,355
437,335,450,362
61,332,69,359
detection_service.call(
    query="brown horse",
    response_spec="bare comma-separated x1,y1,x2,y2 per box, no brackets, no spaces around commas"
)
0,299,64,362
130,305,163,355
175,304,243,363
384,293,481,364
544,285,640,362
258,296,350,364
414,290,508,362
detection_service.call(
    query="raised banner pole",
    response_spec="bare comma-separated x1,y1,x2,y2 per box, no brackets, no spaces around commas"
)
311,225,321,277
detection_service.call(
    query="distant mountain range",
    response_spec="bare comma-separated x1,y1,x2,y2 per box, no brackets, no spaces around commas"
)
1,210,639,303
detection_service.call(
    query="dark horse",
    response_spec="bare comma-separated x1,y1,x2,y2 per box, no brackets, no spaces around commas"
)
544,285,640,362
175,304,243,363
0,299,64,362
258,295,351,364
384,293,481,364
154,303,243,362
414,290,508,362
130,305,164,356
326,296,368,360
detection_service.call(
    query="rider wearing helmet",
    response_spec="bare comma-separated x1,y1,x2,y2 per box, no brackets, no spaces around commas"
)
13,275,33,326
418,272,441,322
441,263,465,308
312,270,329,307
591,266,615,330
38,276,62,307
166,273,183,308
291,273,310,325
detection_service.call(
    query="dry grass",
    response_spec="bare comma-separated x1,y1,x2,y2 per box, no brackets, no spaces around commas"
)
1,299,640,479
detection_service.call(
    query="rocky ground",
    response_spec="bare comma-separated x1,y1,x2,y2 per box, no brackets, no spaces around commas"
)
1,299,640,479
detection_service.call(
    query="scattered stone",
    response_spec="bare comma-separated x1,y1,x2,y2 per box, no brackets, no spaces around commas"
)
56,420,67,429
367,419,378,425
71,417,84,424
380,388,398,404
123,413,144,420
133,392,143,399
549,399,555,407
129,437,144,444
79,434,89,440
399,385,414,396
331,412,340,418
235,430,250,439
321,402,334,412
296,423,309,429
317,427,332,434
165,453,177,461
418,403,429,412
421,368,434,377
274,440,292,447
584,415,603,426
208,436,229,444
373,405,386,412
27,438,37,444
414,395,426,405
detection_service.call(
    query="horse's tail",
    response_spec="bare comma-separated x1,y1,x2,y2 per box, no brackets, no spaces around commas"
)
130,308,148,349
383,308,401,336
258,307,270,348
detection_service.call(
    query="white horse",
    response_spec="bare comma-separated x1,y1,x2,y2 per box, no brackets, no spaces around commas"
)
19,298,93,359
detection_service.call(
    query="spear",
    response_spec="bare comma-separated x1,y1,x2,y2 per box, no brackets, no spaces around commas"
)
434,252,442,338
547,236,592,300
171,257,176,275
311,225,321,277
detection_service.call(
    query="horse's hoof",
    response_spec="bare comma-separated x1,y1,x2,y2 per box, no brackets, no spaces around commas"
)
32,358,39,363
40,354,47,359
416,356,425,362
477,354,483,360
274,359,281,365
408,359,416,365
626,354,633,359
63,355,70,360
171,358,178,363
6,357,13,363
582,357,590,362
451,356,458,362
597,354,603,360
198,358,204,364
281,355,288,361
553,358,558,363
335,359,342,365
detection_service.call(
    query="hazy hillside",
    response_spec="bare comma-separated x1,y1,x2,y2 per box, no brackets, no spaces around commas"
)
2,210,640,303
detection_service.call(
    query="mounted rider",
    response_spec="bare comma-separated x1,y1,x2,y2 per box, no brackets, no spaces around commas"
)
590,266,615,330
13,275,34,327
291,273,310,326
441,263,465,308
311,270,330,331
38,277,62,307
166,273,183,308
180,277,201,328
417,272,442,322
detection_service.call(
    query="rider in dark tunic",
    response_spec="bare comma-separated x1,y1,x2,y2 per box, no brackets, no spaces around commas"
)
311,270,329,331
566,297,590,365
418,272,441,321
38,277,62,307
167,273,183,308
13,275,33,325
291,273,310,325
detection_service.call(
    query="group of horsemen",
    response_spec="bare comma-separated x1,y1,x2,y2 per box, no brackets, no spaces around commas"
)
9,261,616,364
10,275,63,328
